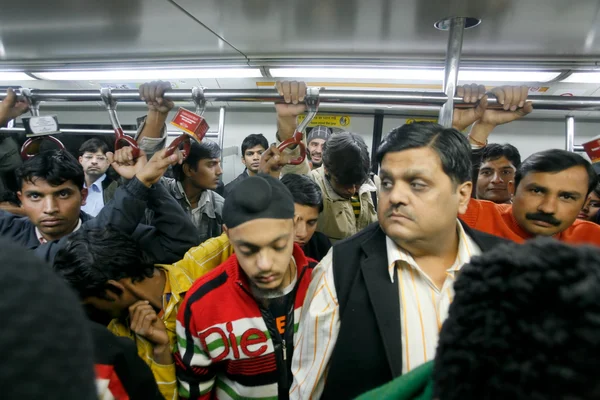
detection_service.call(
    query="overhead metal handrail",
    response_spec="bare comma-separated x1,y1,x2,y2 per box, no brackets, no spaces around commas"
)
0,89,600,111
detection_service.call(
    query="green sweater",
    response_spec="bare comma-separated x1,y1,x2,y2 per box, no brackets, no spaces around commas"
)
355,361,435,400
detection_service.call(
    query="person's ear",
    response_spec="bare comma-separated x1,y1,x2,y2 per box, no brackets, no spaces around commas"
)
105,280,126,301
81,188,88,205
508,180,515,197
457,181,473,215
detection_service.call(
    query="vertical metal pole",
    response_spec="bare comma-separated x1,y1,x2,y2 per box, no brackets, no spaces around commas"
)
565,116,575,152
218,106,226,161
438,17,466,128
371,111,384,175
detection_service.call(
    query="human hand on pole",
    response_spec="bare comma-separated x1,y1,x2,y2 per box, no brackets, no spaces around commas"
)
452,83,487,131
479,85,533,127
139,81,174,114
0,88,29,127
275,81,308,142
467,85,534,146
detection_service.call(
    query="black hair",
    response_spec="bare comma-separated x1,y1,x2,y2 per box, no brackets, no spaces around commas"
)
241,134,269,155
593,182,600,198
323,132,370,186
16,150,85,190
172,140,221,182
479,143,521,169
514,149,598,195
78,138,109,157
376,122,472,184
53,227,156,300
434,238,600,400
281,174,324,212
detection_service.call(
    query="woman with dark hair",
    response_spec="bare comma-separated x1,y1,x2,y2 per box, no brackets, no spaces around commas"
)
578,182,600,222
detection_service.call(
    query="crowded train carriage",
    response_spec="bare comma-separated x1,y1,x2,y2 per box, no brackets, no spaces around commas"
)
2,1,600,399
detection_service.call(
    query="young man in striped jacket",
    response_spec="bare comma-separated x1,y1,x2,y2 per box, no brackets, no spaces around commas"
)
175,175,316,400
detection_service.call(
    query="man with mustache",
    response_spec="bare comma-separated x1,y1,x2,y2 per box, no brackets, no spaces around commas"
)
290,122,509,399
78,138,117,217
306,126,331,169
461,149,600,244
450,85,600,244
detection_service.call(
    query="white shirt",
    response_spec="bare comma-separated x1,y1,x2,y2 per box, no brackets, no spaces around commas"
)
289,221,481,400
81,174,106,217
386,223,481,374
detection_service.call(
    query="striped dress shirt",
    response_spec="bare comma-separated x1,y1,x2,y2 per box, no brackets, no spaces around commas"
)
290,221,481,399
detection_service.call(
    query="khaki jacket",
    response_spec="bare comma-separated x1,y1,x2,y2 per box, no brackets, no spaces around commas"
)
281,144,378,243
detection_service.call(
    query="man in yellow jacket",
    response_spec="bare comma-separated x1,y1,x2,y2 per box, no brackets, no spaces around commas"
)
55,229,233,400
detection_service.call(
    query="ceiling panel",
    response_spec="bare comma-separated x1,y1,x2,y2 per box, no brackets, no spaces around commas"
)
175,0,600,60
0,0,242,63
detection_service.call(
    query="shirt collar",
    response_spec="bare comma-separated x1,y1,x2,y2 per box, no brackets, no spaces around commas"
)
84,174,107,190
176,181,213,212
36,218,82,244
385,220,480,283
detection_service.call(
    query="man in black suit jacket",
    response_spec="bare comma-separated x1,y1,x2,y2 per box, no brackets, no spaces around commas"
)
290,122,510,400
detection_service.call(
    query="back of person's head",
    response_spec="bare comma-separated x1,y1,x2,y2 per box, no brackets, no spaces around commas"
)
0,239,96,399
281,174,323,212
434,239,600,400
53,227,155,300
241,134,269,154
78,138,110,157
16,150,85,190
376,122,472,185
323,132,370,186
480,143,521,168
173,140,221,182
515,149,597,195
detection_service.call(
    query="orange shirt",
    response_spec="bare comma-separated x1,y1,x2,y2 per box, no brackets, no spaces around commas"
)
460,199,600,245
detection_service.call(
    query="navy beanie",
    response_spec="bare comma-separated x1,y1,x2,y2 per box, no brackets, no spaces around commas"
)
223,175,295,228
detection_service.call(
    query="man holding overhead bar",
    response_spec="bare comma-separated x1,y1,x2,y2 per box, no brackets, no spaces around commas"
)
131,80,225,245
453,84,600,245
274,81,378,243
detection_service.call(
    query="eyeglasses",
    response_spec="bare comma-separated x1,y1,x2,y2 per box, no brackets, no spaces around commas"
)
83,155,107,162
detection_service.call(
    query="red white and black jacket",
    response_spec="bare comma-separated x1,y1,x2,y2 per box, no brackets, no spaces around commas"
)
175,244,316,400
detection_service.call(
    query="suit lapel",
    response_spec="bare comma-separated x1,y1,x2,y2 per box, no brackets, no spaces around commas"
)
360,226,403,377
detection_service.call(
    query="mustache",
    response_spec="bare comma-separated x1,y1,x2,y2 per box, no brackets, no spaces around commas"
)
384,205,415,220
525,212,561,226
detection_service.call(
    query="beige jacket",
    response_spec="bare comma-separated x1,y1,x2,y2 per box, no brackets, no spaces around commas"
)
281,145,378,243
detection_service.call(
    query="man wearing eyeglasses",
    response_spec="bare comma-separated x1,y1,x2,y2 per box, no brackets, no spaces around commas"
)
78,138,117,217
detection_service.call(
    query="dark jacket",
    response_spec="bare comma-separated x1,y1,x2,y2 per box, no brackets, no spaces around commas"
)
303,231,331,262
90,322,163,400
101,173,120,205
321,221,510,400
0,178,198,265
223,169,249,198
355,361,434,400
